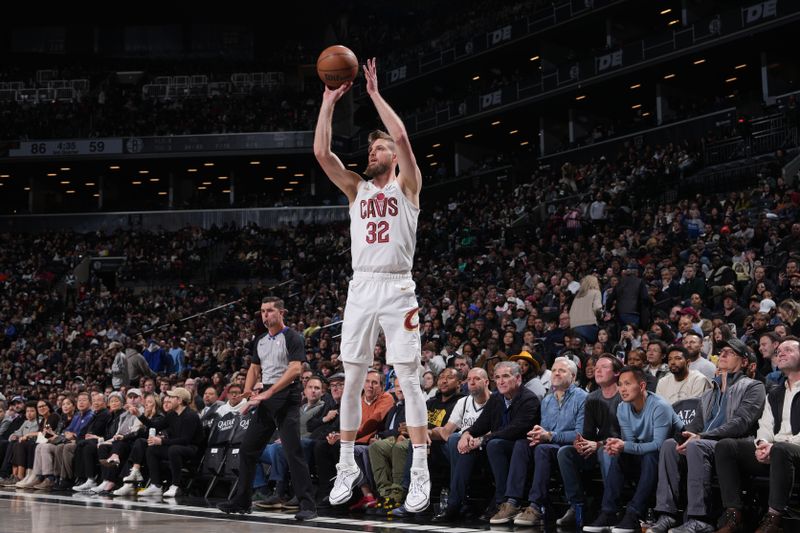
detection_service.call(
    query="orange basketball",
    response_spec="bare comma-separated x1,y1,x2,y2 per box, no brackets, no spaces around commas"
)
316,45,359,88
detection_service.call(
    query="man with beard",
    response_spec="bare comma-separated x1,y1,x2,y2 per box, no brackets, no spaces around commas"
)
647,338,764,533
655,346,711,404
683,332,717,381
430,367,493,522
314,57,431,513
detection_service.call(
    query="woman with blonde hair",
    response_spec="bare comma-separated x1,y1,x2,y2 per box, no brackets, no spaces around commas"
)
569,275,603,343
778,299,800,336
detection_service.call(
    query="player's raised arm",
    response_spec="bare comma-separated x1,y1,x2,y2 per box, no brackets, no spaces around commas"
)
313,82,361,205
362,58,422,204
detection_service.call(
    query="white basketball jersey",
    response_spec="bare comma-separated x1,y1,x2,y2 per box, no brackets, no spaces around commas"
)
349,179,419,273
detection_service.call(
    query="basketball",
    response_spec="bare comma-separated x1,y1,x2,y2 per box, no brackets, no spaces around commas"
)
316,45,359,88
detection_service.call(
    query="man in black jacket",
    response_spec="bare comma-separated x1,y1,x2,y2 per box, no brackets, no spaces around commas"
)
453,361,541,521
137,387,203,498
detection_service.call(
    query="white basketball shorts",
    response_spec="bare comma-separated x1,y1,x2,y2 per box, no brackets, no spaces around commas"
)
340,271,421,365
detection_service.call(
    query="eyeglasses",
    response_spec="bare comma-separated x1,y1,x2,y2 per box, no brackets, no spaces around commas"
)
330,383,344,389
37,404,47,408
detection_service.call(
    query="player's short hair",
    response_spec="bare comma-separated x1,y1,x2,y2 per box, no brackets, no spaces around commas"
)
261,296,284,310
368,130,396,152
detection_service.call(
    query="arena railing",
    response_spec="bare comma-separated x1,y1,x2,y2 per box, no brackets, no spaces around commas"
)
0,205,349,233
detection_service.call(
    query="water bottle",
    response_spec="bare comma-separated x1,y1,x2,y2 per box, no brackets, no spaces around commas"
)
148,428,156,438
439,487,449,513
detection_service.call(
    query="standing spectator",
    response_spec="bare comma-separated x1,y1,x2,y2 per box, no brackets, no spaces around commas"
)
607,263,650,329
569,275,603,344
168,339,186,376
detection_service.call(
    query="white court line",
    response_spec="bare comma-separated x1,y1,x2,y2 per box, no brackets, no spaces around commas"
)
0,490,487,533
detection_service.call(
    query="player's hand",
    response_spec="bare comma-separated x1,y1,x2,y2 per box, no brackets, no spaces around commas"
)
363,57,379,96
322,82,352,105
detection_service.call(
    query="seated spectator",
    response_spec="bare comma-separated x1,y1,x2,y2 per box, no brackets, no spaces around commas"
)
489,357,587,526
111,392,163,496
583,366,681,533
713,337,800,533
626,348,658,392
366,377,407,511
649,338,765,533
215,383,247,418
199,386,223,421
17,392,94,490
255,375,327,508
131,387,202,498
315,370,393,508
73,392,125,491
644,340,670,383
509,351,546,400
655,346,711,404
683,331,717,381
431,367,492,522
93,388,145,493
62,392,110,490
454,361,541,521
557,354,623,529
7,402,42,485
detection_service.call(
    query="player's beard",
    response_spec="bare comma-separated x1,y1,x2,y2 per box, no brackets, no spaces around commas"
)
364,160,390,178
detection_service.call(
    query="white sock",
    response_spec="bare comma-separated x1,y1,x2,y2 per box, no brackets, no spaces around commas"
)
339,441,356,467
412,444,427,470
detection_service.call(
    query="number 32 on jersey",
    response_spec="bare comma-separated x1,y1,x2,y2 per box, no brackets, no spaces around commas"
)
366,221,389,243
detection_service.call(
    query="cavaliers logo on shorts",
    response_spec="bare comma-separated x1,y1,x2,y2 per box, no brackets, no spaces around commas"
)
403,307,420,331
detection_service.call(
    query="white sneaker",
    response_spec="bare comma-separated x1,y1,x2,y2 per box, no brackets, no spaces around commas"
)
162,484,180,498
122,469,143,483
404,467,431,512
16,475,37,489
91,481,113,493
113,484,136,497
329,463,363,505
73,479,98,492
138,484,163,497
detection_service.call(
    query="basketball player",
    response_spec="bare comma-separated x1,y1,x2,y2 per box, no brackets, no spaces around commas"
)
313,57,429,512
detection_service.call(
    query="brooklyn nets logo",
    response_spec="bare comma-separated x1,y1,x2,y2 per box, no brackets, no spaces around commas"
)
403,307,420,331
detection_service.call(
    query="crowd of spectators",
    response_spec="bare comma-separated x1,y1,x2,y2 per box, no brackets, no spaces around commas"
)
1,127,799,529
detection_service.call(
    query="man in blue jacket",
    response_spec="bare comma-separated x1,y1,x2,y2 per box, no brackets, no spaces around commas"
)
489,357,587,526
584,366,681,533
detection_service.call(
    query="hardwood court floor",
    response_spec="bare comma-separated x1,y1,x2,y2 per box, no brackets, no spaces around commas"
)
0,488,492,533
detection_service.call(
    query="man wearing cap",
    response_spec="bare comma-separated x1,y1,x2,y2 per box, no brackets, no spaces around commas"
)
655,346,711,405
721,290,747,333
647,338,765,533
713,337,800,533
136,386,203,498
218,296,317,520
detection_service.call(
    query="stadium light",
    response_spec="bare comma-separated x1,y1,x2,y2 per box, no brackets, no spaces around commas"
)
138,170,149,174
668,19,679,26
631,104,642,109
203,162,214,167
725,77,737,83
263,177,274,181
293,173,304,177
217,176,229,180
529,55,540,61
60,167,71,171
426,154,434,158
289,181,299,185
575,95,587,101
464,133,474,138
630,83,641,89
149,178,160,182
663,73,676,80
693,59,706,65
187,168,197,173
132,181,142,185
492,120,501,126
735,64,747,70
109,165,120,170
509,130,519,135
472,75,480,81
249,161,260,165
432,143,441,148
276,165,287,169
660,9,671,15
